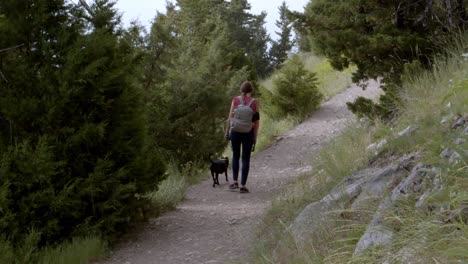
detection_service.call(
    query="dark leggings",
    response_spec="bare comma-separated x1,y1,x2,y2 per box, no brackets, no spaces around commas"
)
230,129,254,186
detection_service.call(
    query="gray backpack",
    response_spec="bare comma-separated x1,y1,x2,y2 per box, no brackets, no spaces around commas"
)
231,96,255,133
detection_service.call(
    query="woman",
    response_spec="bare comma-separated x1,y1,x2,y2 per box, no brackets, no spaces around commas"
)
225,81,260,193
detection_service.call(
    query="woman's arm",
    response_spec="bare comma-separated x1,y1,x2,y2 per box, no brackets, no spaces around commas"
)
253,101,260,144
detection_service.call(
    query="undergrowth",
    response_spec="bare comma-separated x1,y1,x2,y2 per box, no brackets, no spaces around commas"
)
251,34,467,263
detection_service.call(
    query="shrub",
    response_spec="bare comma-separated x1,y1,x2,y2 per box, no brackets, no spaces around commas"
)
269,55,323,119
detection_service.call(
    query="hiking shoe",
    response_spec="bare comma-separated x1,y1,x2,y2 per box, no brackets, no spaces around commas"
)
240,187,249,193
229,183,239,189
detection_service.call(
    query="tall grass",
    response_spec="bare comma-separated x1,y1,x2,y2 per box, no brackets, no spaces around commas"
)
252,124,374,263
0,236,107,264
251,33,468,263
146,162,206,216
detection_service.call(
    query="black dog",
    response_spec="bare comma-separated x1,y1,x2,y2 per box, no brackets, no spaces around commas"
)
209,154,229,187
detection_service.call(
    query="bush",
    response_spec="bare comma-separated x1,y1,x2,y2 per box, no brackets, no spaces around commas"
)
0,0,165,257
267,55,323,119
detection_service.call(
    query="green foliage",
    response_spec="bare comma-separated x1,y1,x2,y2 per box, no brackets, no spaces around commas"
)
37,236,107,264
224,0,272,78
0,0,165,259
0,235,106,264
292,0,467,120
256,53,352,152
251,32,468,264
269,1,294,70
266,55,323,118
144,1,252,165
252,124,374,263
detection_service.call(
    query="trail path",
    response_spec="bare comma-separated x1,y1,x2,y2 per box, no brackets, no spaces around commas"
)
102,82,381,264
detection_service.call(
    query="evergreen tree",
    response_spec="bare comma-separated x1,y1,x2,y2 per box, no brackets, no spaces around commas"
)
0,0,164,250
266,55,322,118
224,0,272,78
269,1,294,69
144,0,250,164
292,0,467,119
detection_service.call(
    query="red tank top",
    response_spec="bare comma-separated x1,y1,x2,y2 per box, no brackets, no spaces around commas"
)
232,96,257,112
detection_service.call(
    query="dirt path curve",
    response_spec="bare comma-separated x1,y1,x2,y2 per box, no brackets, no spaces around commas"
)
102,82,382,264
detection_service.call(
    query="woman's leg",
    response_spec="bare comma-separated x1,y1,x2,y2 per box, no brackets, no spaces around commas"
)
230,131,241,183
240,130,254,186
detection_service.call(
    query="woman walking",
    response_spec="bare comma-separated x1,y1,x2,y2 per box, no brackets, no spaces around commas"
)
225,81,260,193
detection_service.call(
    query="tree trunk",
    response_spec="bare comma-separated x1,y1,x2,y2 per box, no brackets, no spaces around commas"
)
445,0,455,28
395,2,405,29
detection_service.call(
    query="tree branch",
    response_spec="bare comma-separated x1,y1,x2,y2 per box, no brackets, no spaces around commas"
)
414,0,434,27
0,70,8,83
0,44,24,53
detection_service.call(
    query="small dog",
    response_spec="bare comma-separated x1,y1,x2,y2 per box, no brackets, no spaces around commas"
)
209,154,229,187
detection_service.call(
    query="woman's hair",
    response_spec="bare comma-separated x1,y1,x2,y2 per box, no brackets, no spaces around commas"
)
240,81,253,94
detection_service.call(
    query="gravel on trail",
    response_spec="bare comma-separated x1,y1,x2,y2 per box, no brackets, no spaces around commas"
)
100,81,382,264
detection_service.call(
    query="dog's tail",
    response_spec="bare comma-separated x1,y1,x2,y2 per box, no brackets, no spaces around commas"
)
208,153,215,164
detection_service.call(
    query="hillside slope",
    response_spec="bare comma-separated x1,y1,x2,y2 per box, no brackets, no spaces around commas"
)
253,37,467,264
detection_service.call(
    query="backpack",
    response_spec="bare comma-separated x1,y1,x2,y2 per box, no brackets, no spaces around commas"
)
231,96,255,133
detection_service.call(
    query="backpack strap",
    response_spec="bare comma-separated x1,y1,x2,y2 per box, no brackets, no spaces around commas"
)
246,97,255,107
237,96,244,105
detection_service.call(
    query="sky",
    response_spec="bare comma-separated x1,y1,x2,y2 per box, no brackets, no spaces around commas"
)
114,0,310,39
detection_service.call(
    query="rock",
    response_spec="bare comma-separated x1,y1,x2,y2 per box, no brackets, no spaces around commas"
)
455,138,466,145
451,115,467,129
440,147,453,158
359,117,372,128
398,152,419,170
465,126,468,135
290,200,340,245
391,163,433,201
354,198,393,255
440,114,452,124
291,153,419,249
415,185,443,208
397,125,417,138
449,151,462,164
367,139,387,154
351,163,406,210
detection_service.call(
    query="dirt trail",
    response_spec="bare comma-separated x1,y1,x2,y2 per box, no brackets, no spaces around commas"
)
102,82,382,264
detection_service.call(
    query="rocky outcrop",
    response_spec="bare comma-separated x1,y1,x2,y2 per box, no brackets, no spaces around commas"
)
288,114,467,257
289,153,418,249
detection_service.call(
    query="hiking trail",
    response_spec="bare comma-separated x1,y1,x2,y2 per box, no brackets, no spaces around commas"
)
101,82,382,264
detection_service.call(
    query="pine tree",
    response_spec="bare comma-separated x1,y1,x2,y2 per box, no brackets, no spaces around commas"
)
269,1,294,69
144,0,250,164
269,55,322,118
0,0,165,250
292,0,467,119
224,0,272,78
